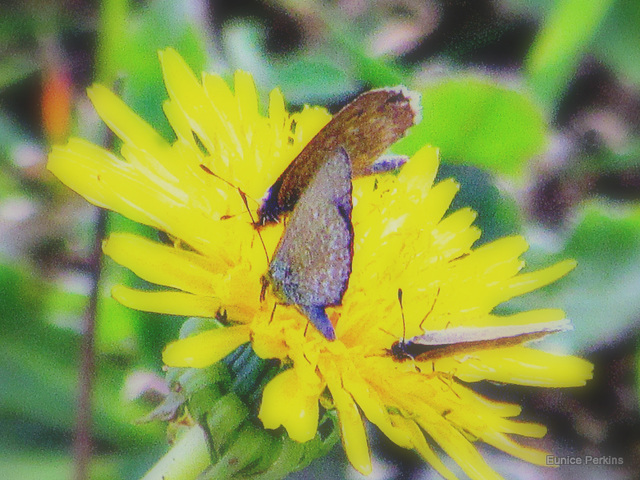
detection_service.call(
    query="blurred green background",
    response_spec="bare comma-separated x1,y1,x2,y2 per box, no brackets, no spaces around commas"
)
1,0,639,479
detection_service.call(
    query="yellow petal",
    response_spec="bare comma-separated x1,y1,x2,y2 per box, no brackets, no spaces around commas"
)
111,285,221,317
234,70,259,124
103,233,224,296
161,48,228,159
48,139,152,214
390,415,458,480
344,364,412,449
324,366,372,476
447,384,523,418
421,179,460,226
87,84,169,155
492,417,547,438
251,323,290,360
414,407,504,480
441,347,593,387
268,88,287,152
432,207,481,258
401,145,439,191
481,430,550,466
472,235,529,269
162,325,250,368
49,139,238,257
258,369,321,443
502,260,577,300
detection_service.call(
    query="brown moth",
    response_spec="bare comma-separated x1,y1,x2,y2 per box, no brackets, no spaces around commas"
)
258,87,420,224
391,319,572,361
263,147,352,341
260,87,420,341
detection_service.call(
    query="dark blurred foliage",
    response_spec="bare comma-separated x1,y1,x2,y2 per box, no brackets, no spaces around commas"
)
1,0,640,479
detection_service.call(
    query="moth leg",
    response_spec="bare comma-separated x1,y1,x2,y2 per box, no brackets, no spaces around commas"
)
299,305,337,341
364,154,408,174
419,286,441,330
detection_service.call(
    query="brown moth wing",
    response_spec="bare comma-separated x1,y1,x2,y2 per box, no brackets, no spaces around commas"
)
396,319,572,361
266,147,353,308
413,330,562,362
410,319,572,346
258,87,419,224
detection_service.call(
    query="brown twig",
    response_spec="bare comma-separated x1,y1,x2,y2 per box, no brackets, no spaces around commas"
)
73,205,107,480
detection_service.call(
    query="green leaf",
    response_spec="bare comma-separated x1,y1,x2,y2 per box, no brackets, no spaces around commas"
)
0,449,121,480
394,77,547,175
104,0,209,137
557,204,640,351
524,0,616,108
509,202,640,352
0,54,38,91
0,262,163,448
437,165,522,245
592,0,640,86
328,27,406,88
96,0,129,85
222,19,273,88
274,54,360,105
0,109,37,163
222,20,361,105
0,322,164,447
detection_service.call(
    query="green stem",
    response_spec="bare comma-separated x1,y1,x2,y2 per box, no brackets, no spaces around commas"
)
141,426,210,480
524,0,616,109
97,0,129,85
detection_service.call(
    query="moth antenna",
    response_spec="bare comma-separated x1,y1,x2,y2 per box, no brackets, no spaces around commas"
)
198,164,263,210
199,163,265,223
237,189,270,266
419,286,441,330
397,288,406,347
268,302,277,324
304,321,310,338
199,164,258,204
394,293,423,369
378,327,397,339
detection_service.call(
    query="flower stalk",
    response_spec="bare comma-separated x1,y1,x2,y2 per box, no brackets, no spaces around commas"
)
141,426,210,480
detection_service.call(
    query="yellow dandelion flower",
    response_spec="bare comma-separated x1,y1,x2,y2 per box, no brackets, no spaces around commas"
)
48,48,592,479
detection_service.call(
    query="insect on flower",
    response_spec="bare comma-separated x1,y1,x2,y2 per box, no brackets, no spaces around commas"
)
257,87,421,341
390,288,572,362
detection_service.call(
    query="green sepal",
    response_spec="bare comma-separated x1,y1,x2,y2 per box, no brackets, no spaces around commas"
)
245,411,339,480
204,393,250,456
158,319,339,479
198,422,280,479
197,410,339,480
